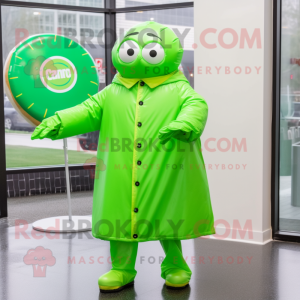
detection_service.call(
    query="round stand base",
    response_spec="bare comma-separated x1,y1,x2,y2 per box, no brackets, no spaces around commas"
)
32,216,92,233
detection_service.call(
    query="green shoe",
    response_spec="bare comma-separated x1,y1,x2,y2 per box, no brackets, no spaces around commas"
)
98,270,135,293
165,269,190,289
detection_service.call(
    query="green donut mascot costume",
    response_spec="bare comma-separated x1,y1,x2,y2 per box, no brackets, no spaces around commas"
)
32,21,215,292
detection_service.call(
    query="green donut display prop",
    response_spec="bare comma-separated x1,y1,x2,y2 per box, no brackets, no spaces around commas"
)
4,34,99,126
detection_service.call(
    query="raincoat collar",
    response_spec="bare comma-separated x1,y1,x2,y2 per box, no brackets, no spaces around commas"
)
112,70,188,89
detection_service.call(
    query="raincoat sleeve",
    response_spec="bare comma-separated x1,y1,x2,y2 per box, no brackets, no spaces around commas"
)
51,86,109,140
158,82,208,144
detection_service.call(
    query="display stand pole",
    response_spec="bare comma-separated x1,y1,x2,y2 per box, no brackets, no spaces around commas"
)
32,139,92,233
63,138,72,221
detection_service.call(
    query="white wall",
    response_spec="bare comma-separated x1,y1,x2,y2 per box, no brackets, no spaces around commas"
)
194,0,273,244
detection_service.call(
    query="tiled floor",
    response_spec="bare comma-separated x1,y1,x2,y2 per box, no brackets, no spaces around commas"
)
1,192,300,299
1,219,300,300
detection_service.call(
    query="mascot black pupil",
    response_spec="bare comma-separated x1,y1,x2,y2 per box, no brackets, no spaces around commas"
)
127,48,134,56
150,50,157,57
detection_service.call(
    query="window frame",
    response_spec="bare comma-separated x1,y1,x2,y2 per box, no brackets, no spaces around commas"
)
0,0,194,217
271,0,300,243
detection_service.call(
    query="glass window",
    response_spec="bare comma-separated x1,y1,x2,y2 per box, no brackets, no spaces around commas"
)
6,0,104,8
116,8,194,87
4,101,13,108
116,0,193,8
279,0,300,232
2,6,105,169
124,6,193,27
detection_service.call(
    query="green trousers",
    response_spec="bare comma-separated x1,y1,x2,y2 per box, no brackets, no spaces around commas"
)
110,240,192,280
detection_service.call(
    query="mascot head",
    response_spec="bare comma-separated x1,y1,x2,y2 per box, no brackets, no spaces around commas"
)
112,21,183,78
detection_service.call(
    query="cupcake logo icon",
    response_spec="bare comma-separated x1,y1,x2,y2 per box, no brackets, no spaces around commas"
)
23,246,56,277
83,157,106,179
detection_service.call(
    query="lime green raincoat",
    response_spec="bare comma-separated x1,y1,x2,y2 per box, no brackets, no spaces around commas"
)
54,70,215,242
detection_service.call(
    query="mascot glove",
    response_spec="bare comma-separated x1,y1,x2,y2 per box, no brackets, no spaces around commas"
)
158,125,191,145
31,115,62,140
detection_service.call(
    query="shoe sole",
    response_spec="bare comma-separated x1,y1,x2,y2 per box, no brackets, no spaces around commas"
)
99,281,134,293
165,283,189,290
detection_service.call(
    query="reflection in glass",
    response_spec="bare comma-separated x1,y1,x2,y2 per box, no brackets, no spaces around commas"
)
280,0,300,232
2,6,105,169
116,0,193,8
7,0,104,8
